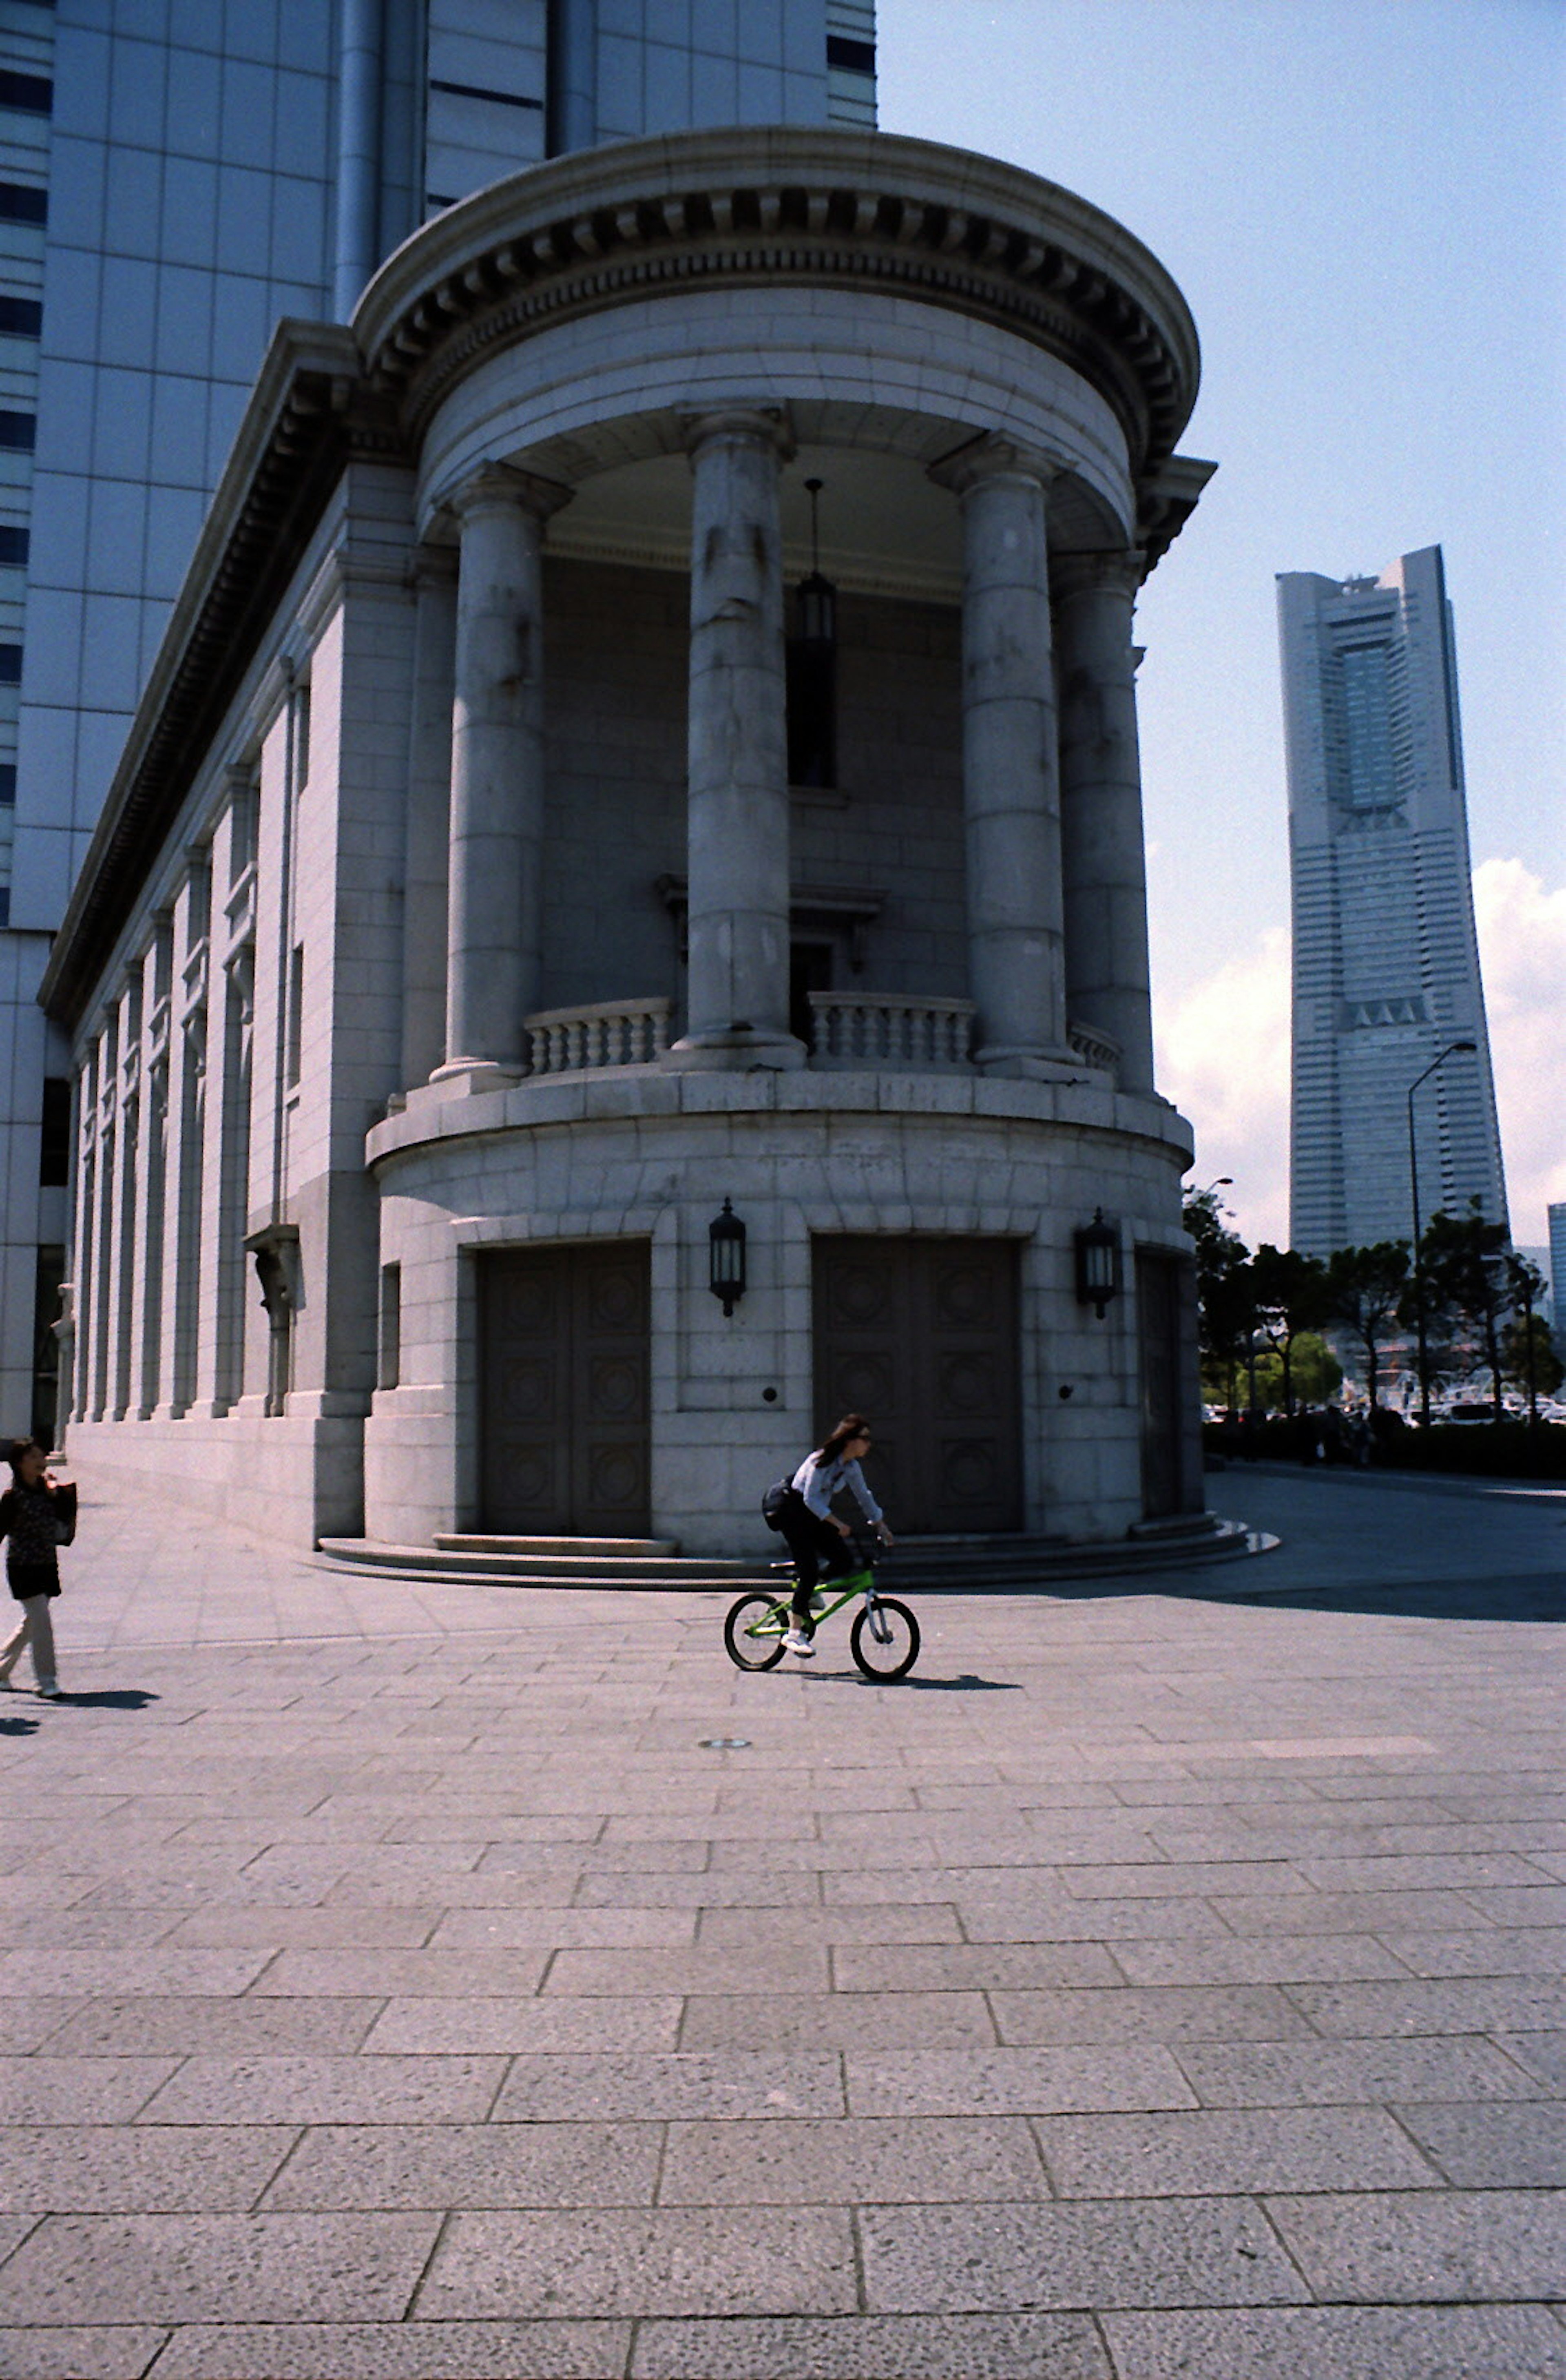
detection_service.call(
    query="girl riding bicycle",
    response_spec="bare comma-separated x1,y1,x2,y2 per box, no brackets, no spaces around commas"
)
776,1413,895,1657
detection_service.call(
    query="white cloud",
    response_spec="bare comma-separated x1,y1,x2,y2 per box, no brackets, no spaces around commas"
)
1473,857,1566,1240
1155,924,1292,1248
1154,859,1566,1253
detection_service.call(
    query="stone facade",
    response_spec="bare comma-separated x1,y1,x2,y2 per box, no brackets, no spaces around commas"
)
43,127,1214,1556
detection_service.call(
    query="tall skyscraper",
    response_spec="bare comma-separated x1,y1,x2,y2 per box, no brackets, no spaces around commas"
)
1548,1203,1566,1346
1279,545,1507,1259
0,0,876,1436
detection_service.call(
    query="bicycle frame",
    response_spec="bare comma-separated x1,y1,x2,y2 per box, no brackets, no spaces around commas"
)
747,1561,885,1643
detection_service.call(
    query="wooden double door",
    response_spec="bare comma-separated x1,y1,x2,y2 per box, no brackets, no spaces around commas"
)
480,1243,651,1537
813,1236,1022,1534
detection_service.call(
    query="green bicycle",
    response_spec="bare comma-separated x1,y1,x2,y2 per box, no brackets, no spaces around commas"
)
722,1548,921,1683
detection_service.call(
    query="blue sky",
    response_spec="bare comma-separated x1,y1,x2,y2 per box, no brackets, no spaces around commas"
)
877,0,1565,1249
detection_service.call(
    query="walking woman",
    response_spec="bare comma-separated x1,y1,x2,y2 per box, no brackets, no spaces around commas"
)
776,1413,894,1658
0,1437,77,1700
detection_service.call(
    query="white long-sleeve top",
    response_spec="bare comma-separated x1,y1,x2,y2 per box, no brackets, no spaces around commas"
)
791,1450,884,1525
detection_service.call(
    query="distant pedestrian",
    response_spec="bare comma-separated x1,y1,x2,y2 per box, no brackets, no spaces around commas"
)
0,1438,77,1701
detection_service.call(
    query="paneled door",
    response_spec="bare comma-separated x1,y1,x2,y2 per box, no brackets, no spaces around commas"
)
1137,1246,1195,1518
480,1242,651,1536
812,1236,1022,1534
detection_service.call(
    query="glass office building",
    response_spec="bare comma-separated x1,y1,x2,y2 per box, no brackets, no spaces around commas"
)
1279,546,1507,1259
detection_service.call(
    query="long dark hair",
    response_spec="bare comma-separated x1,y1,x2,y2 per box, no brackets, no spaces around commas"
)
817,1413,870,1464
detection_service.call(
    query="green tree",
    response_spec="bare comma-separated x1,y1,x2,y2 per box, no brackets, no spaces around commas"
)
1183,1188,1253,1409
1502,1253,1563,1416
1324,1242,1410,1410
1418,1200,1511,1415
1254,1330,1343,1411
1250,1244,1329,1416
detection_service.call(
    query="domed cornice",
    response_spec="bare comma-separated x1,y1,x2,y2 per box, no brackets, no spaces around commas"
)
355,128,1202,490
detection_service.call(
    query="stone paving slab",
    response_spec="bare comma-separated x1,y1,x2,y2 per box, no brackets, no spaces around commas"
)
0,2211,441,2322
0,1463,1562,2374
628,2311,1113,2376
261,2121,662,2211
1098,2303,1566,2380
857,2195,1310,2310
1267,2185,1566,2300
418,2206,859,2319
148,2321,632,2378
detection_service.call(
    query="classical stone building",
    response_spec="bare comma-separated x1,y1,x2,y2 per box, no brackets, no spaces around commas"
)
42,126,1214,1556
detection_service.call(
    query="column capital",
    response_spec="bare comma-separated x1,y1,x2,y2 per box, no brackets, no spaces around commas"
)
407,539,460,589
1052,545,1147,602
448,461,573,526
681,405,794,463
927,433,1061,498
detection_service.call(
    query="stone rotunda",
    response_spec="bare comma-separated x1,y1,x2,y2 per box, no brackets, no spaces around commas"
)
44,128,1216,1558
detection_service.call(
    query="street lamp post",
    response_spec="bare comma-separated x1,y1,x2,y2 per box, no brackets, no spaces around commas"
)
1407,1040,1478,1428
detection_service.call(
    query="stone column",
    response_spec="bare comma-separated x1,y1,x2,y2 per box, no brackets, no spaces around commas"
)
67,1053,97,1428
1055,549,1155,1094
669,408,802,1069
933,438,1071,1074
156,862,208,1419
401,547,458,1094
127,923,172,1418
436,465,570,1091
105,977,140,1421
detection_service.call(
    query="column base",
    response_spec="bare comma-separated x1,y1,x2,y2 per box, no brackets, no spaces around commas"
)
425,1059,524,1097
666,1028,807,1073
975,1043,1091,1083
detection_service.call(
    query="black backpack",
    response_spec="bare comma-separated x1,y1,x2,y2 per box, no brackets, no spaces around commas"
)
761,1477,795,1531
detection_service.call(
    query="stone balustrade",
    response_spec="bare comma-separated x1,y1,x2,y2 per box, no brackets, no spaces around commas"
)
524,997,672,1076
808,992,976,1071
1067,1020,1122,1076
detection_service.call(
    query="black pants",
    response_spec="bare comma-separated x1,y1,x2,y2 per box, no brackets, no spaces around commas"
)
776,1496,854,1630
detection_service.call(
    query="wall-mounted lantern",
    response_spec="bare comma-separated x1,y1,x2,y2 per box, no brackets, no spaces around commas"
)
708,1199,747,1316
1075,1209,1121,1319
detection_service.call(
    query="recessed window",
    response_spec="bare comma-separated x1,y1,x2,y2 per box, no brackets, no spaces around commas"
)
0,297,40,339
285,943,303,1088
0,765,15,805
0,182,47,226
294,682,311,787
39,1078,69,1187
826,35,876,72
378,1263,401,1391
0,646,20,685
0,526,29,568
0,413,35,453
0,71,53,117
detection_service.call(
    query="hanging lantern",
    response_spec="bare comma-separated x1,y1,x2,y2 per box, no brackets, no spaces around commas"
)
708,1200,747,1316
787,477,838,789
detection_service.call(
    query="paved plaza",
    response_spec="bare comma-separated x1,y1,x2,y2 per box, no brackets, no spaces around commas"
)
0,1465,1562,2379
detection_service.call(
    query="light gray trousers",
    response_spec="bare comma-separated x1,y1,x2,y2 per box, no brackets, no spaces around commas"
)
0,1595,58,1691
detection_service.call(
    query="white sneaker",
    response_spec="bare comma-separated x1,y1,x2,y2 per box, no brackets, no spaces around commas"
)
783,1627,816,1658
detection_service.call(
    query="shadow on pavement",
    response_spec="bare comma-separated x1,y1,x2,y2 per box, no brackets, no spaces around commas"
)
47,1688,162,1710
900,1672,1022,1692
1214,1573,1565,1624
0,1710,38,1733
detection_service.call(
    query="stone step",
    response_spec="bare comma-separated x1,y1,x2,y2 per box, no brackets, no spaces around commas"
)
316,1514,1271,1590
435,1533,680,1558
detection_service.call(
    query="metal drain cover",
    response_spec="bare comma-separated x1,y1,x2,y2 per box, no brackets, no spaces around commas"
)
698,1736,751,1750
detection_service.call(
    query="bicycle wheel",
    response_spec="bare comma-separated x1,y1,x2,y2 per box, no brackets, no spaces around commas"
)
850,1595,920,1682
723,1592,789,1672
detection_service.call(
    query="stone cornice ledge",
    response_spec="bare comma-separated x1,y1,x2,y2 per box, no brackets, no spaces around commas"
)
366,1069,1194,1171
355,127,1203,488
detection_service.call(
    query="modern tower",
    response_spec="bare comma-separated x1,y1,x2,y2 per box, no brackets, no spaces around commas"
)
1279,546,1507,1258
0,0,877,1438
